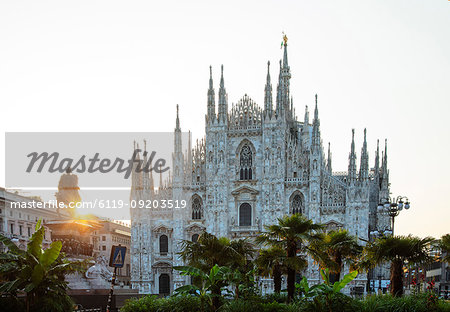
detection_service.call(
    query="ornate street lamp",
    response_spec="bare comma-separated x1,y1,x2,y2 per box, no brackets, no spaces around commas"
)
377,196,410,235
367,196,409,294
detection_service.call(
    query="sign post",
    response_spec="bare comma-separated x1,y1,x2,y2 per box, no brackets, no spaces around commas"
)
106,244,127,312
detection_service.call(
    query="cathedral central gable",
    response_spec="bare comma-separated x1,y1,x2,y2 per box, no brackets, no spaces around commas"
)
231,185,259,198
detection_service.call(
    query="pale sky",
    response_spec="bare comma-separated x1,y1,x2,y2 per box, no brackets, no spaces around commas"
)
0,0,449,238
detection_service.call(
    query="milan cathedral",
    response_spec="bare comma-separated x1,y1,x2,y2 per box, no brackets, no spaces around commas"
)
130,42,391,295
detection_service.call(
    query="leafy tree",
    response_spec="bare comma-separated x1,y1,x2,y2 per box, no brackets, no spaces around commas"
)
360,235,435,297
227,238,257,298
173,264,229,312
178,232,255,309
297,268,358,310
228,238,256,267
255,246,286,293
295,269,358,312
179,232,254,272
256,214,322,301
309,229,362,284
224,266,259,300
439,234,450,264
0,219,86,312
296,270,360,312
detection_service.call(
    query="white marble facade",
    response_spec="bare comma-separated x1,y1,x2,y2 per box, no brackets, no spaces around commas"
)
130,44,391,295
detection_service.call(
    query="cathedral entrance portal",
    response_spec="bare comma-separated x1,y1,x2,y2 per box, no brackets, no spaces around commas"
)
159,274,170,296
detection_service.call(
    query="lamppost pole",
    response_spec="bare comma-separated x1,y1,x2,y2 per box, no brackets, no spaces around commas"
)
368,197,410,294
391,216,395,236
378,274,382,292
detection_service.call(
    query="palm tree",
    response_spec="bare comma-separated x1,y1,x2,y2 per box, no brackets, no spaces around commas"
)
179,232,255,271
228,238,256,265
439,234,450,264
256,214,322,301
227,238,256,298
309,229,362,284
255,246,287,293
361,235,435,297
178,232,255,309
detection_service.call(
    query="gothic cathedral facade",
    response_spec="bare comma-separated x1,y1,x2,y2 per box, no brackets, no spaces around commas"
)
130,43,391,295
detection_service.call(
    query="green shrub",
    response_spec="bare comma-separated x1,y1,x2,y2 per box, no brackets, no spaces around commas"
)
438,300,450,312
0,295,25,311
218,299,296,312
260,292,289,304
121,295,205,312
120,293,450,312
120,295,158,312
360,293,449,312
297,292,362,312
34,292,74,312
0,292,73,312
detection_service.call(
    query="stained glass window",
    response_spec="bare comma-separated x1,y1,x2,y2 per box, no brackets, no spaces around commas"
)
292,194,303,214
240,145,253,180
192,196,202,220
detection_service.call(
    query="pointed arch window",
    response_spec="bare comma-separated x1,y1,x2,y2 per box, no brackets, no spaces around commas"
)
192,234,199,242
239,203,252,226
239,145,253,180
192,196,202,220
291,194,304,215
159,235,168,254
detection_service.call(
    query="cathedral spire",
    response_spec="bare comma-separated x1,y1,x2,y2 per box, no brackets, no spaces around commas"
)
359,128,369,181
282,33,289,69
275,60,282,117
187,130,192,164
142,140,151,191
149,158,154,194
304,105,309,125
281,36,291,115
158,163,163,192
314,94,319,121
381,139,388,179
380,139,389,194
175,104,180,130
348,129,357,183
174,104,182,154
131,142,143,193
327,142,332,174
219,64,224,88
290,96,294,117
302,105,310,147
276,35,291,119
264,61,273,119
312,95,321,152
209,65,213,89
207,66,216,123
218,64,228,124
374,139,380,178
312,95,320,124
